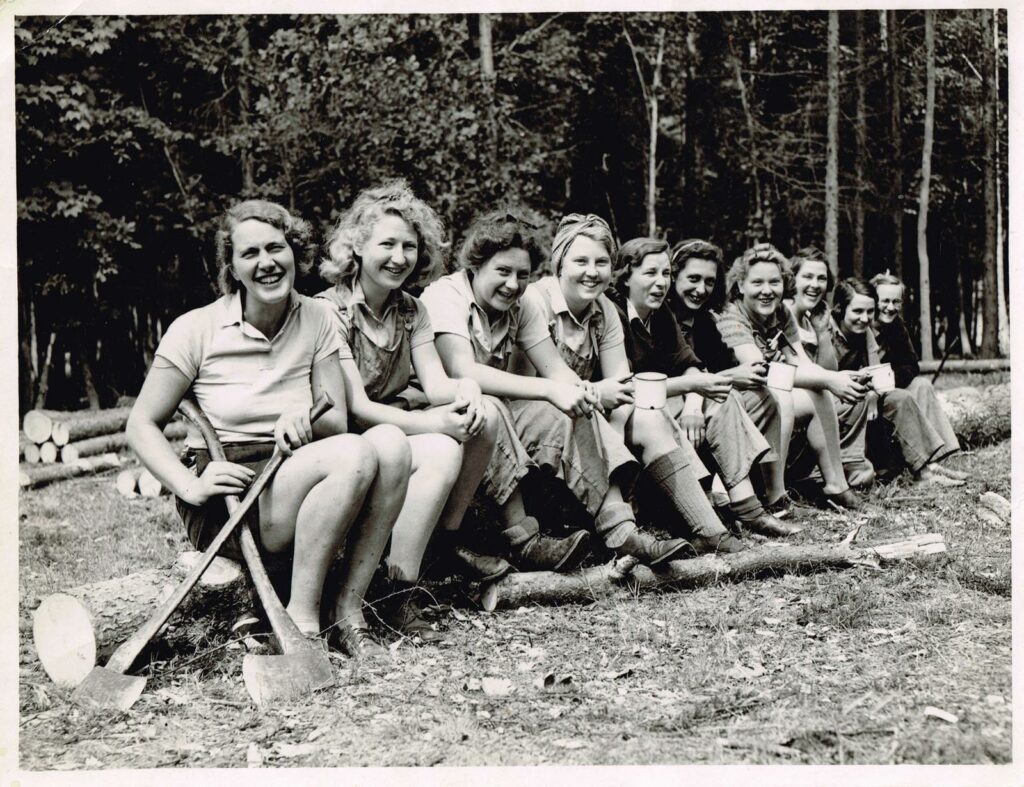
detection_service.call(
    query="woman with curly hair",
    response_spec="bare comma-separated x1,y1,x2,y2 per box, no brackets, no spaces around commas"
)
316,180,508,645
831,277,964,485
604,236,793,541
784,246,875,488
421,209,654,571
712,243,866,511
666,239,793,520
127,199,410,659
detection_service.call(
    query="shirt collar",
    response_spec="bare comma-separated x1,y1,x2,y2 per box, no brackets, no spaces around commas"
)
625,298,650,327
544,276,594,327
220,290,300,328
348,279,398,322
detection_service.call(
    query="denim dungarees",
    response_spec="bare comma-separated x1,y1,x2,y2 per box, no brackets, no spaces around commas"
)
349,291,418,406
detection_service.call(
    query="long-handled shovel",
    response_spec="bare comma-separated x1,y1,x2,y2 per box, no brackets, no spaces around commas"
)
178,398,336,706
70,394,332,712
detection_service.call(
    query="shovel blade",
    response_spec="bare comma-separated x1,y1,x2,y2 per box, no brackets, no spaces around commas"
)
71,667,148,712
241,650,335,706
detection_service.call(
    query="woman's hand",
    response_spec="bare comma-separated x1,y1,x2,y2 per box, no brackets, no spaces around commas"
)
454,377,487,436
678,413,706,447
183,461,255,506
428,401,476,442
728,360,768,390
274,408,315,455
595,373,635,409
865,391,879,422
687,372,732,402
826,371,868,404
548,380,596,418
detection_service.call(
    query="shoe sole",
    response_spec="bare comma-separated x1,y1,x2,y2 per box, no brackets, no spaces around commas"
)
552,531,591,572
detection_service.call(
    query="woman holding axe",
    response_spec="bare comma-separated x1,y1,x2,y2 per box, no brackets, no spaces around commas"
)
127,199,410,659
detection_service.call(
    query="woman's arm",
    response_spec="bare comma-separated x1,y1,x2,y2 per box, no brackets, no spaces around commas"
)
126,364,253,505
786,342,866,403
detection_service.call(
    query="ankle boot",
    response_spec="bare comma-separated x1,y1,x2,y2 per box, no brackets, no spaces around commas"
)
452,545,515,582
741,511,803,538
614,530,691,566
377,579,443,644
513,531,591,572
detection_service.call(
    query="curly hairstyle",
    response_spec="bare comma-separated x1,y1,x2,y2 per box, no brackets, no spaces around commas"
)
725,242,788,302
455,208,549,274
550,213,617,275
319,179,446,291
613,237,670,296
832,277,878,325
869,270,905,292
670,238,727,312
785,245,833,311
214,200,316,296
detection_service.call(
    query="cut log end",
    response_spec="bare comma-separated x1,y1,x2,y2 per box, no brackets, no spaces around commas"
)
23,410,53,444
39,442,59,464
138,469,164,497
33,594,98,689
51,421,71,447
115,469,141,498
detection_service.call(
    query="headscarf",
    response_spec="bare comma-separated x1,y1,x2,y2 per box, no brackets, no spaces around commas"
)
550,213,617,274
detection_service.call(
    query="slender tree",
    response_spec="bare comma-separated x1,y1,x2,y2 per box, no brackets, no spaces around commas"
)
979,9,999,358
852,11,866,277
885,10,903,277
917,10,936,361
825,11,839,277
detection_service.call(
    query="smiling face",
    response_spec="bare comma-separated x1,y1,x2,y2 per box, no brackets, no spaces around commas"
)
875,283,904,325
230,219,296,306
841,293,877,335
471,248,533,316
674,257,719,313
627,252,672,319
792,258,829,314
358,214,419,299
559,235,612,311
739,261,785,318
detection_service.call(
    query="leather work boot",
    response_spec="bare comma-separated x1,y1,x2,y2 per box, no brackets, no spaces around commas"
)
688,531,749,554
451,545,515,582
378,581,443,645
823,488,862,511
513,530,591,572
614,530,690,567
742,511,803,538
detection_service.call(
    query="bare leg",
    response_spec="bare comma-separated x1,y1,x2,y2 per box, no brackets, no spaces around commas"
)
436,398,499,533
386,433,463,582
763,389,793,504
793,388,849,494
258,434,377,636
332,424,411,628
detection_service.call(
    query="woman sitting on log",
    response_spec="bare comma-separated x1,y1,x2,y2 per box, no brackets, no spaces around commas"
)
830,278,965,486
784,246,875,489
708,243,867,511
420,209,682,570
513,216,723,556
601,235,795,543
127,199,410,658
316,180,509,645
869,271,968,481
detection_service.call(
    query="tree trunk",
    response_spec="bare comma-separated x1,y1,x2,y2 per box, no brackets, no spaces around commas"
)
32,553,247,688
24,406,135,444
917,11,936,361
480,533,946,612
979,9,1000,358
60,424,186,464
646,28,665,236
33,330,56,410
852,11,867,277
19,453,123,489
236,20,255,195
825,11,840,278
478,14,498,160
886,11,903,278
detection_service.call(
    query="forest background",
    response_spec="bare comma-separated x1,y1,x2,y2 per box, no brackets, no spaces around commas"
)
15,10,1009,414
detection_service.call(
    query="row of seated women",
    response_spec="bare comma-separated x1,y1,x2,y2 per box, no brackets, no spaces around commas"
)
126,180,965,659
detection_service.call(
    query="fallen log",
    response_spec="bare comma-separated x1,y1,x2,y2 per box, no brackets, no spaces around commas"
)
479,532,947,612
60,422,187,464
22,406,136,445
938,383,1010,446
979,491,1011,523
33,553,247,688
51,421,70,447
38,442,59,464
920,358,1009,373
138,469,164,498
22,410,52,444
21,435,41,464
19,453,122,489
115,468,142,498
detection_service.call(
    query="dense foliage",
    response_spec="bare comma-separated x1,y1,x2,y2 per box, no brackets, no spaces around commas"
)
16,12,1008,410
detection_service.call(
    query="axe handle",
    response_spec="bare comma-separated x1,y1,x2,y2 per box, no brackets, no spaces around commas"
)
179,395,333,654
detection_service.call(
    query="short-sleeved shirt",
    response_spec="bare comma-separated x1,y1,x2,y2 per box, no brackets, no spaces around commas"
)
830,325,881,372
875,316,920,389
608,290,702,377
315,280,433,398
155,291,342,448
419,270,550,371
714,300,803,364
521,277,624,378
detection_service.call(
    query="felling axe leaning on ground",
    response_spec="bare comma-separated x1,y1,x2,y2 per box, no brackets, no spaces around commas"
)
70,394,333,712
177,397,336,707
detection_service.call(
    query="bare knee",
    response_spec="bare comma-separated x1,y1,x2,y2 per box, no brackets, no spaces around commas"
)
362,423,413,477
630,408,676,453
415,434,463,485
477,398,501,445
325,435,378,492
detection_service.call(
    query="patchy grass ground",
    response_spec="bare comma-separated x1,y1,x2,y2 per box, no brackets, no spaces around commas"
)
18,438,1011,769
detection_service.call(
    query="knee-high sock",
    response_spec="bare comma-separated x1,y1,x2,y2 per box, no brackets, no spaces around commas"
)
646,448,727,539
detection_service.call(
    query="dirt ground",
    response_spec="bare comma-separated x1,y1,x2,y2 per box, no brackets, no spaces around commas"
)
16,438,1012,770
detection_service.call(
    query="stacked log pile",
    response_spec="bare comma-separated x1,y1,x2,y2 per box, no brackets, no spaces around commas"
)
19,405,187,490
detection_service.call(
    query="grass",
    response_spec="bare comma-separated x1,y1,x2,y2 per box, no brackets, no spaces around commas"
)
17,439,1011,769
